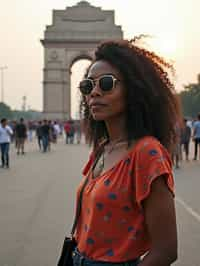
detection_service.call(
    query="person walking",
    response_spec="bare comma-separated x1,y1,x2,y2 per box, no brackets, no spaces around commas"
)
40,119,50,152
53,121,61,143
192,113,200,160
0,118,13,168
181,118,191,161
68,120,75,144
61,38,181,266
36,121,43,150
47,120,54,151
75,120,82,144
64,120,71,144
27,120,34,142
15,118,27,155
172,122,182,169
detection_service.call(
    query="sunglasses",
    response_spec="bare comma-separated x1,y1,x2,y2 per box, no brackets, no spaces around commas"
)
79,75,120,95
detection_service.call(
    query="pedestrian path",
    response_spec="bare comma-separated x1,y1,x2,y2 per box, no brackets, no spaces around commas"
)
0,140,199,266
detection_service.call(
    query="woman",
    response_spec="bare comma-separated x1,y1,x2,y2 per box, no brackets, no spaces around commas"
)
74,38,181,266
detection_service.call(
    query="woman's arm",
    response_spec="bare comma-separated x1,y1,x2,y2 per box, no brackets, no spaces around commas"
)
139,176,178,266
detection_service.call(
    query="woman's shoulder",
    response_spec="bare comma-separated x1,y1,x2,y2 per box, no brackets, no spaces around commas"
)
132,136,172,167
127,135,170,162
131,135,164,153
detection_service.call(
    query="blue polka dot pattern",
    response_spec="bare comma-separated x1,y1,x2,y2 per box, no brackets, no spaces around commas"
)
84,224,89,232
75,136,174,262
86,238,95,245
96,202,104,210
108,193,117,200
104,179,111,186
122,206,131,212
125,158,131,164
128,226,135,232
149,149,158,156
106,249,114,256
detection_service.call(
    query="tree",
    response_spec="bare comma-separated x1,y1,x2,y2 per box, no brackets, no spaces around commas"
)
12,109,42,120
179,74,200,117
0,102,13,119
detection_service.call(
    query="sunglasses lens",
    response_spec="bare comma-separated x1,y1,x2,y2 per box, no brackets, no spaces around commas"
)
79,76,115,94
79,79,93,95
99,76,114,91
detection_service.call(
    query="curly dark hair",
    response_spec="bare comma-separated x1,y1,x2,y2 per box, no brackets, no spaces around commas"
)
80,37,182,152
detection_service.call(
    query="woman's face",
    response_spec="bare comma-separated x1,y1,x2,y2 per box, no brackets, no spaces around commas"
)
85,60,126,122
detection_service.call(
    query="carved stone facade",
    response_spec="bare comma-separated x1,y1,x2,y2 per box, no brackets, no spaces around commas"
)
41,1,123,119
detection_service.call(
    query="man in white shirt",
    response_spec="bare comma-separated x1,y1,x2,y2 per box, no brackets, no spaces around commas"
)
0,118,13,168
53,121,61,143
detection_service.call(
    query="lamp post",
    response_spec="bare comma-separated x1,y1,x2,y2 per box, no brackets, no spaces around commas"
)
0,66,8,103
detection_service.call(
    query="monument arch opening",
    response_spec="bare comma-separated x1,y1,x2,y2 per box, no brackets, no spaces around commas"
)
71,58,91,119
41,1,123,119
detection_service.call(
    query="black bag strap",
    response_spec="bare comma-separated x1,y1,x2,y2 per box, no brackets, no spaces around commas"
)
70,142,105,237
70,176,88,236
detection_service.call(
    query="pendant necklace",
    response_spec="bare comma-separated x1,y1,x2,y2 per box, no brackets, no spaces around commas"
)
93,138,127,178
105,138,128,154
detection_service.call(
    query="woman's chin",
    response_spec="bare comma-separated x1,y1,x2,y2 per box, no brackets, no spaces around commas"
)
92,113,107,121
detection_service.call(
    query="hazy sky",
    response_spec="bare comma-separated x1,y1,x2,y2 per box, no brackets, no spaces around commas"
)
0,0,200,116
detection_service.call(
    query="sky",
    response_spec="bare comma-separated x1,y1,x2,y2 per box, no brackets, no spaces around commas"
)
0,0,200,117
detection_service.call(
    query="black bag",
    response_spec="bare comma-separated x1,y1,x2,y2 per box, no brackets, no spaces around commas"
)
57,176,89,266
57,237,77,266
57,145,104,266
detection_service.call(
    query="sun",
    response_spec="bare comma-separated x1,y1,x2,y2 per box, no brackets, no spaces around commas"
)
148,35,177,60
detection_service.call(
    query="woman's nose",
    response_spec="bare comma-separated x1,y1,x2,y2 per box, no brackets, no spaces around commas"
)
90,81,102,97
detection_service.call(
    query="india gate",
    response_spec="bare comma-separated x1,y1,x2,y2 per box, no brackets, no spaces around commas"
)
41,1,123,119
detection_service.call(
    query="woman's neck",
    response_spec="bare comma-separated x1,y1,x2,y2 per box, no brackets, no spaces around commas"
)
105,115,127,142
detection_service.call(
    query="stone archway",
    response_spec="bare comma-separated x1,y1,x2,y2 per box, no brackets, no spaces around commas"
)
41,1,123,119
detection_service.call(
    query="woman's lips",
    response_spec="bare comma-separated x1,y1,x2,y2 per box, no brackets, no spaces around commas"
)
90,103,106,111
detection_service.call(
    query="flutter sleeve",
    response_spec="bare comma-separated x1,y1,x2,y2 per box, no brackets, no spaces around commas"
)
134,137,174,208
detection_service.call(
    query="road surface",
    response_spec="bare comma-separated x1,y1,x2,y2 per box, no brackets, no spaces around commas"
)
0,140,199,266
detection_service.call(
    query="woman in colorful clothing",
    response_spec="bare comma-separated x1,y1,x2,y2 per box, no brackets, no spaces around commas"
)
74,37,181,266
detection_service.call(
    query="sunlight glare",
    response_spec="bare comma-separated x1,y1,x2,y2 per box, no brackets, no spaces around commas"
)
71,59,91,119
148,35,177,60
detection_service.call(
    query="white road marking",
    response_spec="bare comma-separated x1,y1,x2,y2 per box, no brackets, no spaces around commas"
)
176,196,200,223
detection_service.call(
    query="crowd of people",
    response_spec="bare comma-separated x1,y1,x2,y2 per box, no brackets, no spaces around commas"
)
172,113,200,168
0,114,200,170
0,118,83,169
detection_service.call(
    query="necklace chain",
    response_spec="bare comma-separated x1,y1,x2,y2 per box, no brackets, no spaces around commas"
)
105,138,128,154
93,138,127,178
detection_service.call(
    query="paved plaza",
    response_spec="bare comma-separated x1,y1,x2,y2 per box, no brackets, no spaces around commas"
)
0,139,200,266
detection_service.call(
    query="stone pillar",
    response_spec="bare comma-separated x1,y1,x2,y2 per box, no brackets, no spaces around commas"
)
42,49,70,120
63,67,71,119
41,1,123,119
